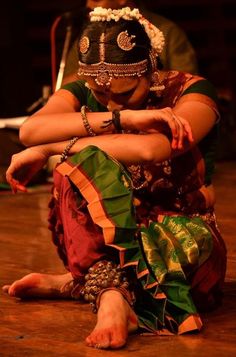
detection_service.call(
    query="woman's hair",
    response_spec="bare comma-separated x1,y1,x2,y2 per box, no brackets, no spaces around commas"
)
78,19,152,66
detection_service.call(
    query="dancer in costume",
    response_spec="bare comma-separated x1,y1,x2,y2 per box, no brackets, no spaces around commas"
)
3,7,226,349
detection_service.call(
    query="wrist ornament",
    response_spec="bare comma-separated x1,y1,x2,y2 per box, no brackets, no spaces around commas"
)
101,109,123,133
81,105,97,137
60,136,79,163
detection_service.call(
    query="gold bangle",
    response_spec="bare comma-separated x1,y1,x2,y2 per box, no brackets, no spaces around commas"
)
81,105,96,137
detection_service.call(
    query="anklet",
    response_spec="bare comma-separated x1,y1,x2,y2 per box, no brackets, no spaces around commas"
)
80,260,134,312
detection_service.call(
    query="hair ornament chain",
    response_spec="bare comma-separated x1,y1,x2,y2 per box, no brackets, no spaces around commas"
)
78,59,148,87
90,7,165,56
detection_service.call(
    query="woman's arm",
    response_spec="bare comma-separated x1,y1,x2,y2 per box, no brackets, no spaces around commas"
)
7,98,216,192
6,131,172,192
19,89,193,148
122,101,217,148
45,98,216,163
20,84,216,150
20,91,114,146
44,132,172,165
173,101,217,143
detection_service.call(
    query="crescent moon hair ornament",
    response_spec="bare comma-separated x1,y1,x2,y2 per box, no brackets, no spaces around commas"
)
117,31,136,51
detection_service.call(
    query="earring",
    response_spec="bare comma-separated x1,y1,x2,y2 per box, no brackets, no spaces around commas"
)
149,71,166,97
85,82,91,89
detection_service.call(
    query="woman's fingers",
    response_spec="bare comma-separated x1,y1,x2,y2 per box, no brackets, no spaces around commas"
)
181,117,194,143
172,115,185,150
6,154,28,193
158,109,194,150
159,109,182,149
6,163,16,186
8,178,27,194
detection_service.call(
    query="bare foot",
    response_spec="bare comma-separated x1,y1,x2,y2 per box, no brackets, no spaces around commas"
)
2,272,75,299
86,290,138,349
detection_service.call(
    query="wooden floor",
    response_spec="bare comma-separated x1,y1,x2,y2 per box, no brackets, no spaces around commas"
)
0,161,236,357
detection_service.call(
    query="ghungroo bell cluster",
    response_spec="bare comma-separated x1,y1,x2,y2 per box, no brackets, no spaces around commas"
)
80,260,129,312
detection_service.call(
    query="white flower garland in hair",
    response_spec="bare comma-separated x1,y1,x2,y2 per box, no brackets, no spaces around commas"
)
90,7,165,56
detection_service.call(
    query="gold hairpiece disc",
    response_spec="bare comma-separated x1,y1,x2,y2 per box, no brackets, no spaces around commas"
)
79,36,90,54
117,31,136,51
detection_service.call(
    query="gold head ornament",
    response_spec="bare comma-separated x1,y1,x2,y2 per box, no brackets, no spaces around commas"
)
78,7,165,86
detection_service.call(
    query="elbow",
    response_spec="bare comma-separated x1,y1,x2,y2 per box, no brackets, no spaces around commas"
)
141,148,157,163
141,145,171,164
19,125,35,147
140,136,172,164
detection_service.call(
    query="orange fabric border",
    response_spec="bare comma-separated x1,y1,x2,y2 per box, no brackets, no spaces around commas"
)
56,161,116,244
178,314,203,334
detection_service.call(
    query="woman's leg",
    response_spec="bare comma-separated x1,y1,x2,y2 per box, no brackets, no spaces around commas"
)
2,168,105,299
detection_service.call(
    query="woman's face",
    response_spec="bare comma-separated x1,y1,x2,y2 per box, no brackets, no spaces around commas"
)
85,75,151,111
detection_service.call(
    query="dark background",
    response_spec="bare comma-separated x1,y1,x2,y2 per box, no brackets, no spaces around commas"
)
0,0,235,160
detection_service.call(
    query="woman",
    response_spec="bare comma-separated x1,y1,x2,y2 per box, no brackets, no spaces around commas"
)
3,7,226,350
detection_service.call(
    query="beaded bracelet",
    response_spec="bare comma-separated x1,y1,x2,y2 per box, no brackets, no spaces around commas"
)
81,105,96,137
60,136,79,163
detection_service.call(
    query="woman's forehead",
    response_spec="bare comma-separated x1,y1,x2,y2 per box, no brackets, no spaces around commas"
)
86,76,140,93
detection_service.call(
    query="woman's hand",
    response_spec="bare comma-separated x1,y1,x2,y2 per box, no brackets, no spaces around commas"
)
6,147,49,193
124,107,194,150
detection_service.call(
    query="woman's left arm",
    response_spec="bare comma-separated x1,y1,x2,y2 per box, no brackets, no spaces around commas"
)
173,100,217,143
121,100,217,151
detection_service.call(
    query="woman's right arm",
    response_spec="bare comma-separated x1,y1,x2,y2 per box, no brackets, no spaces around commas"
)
19,90,115,146
20,89,192,148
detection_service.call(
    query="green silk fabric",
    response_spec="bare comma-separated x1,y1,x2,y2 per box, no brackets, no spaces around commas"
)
67,146,213,333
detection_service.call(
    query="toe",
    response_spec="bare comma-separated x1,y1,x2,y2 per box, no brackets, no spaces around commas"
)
2,285,10,293
110,328,127,349
86,329,111,349
110,337,126,349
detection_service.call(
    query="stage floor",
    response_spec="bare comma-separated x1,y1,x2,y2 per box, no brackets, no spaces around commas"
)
0,161,236,356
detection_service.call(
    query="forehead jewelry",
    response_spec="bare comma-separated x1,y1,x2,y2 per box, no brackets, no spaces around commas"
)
78,59,148,87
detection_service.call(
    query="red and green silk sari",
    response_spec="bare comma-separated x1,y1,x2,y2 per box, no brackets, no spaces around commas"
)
49,72,226,335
